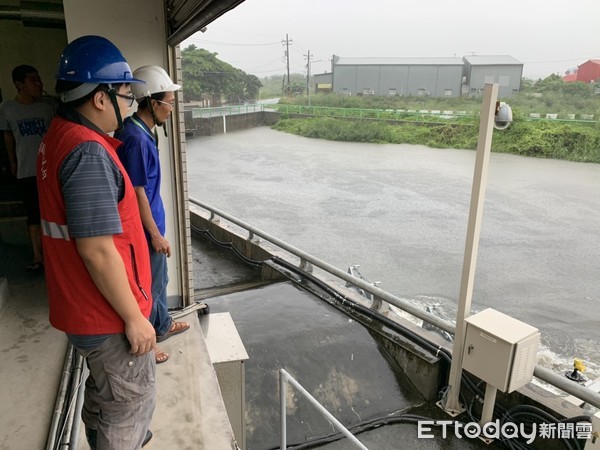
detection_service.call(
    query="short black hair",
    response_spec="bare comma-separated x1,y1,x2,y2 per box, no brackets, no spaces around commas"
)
12,65,38,84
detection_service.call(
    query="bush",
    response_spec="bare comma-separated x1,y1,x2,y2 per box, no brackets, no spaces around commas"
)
273,117,600,163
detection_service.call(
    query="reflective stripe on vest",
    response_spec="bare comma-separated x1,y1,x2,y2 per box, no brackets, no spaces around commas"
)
41,219,70,241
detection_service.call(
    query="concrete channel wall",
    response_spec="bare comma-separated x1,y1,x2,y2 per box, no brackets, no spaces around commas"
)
189,206,587,431
184,110,280,136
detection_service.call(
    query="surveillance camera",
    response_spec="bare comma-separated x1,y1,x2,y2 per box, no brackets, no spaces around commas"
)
494,102,513,130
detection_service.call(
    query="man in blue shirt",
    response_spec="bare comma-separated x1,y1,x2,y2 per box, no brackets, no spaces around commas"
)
116,65,189,364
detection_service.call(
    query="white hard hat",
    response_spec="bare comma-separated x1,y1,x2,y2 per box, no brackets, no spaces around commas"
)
131,65,181,100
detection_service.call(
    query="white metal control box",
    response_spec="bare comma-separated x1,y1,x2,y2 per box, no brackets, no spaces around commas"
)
462,308,540,393
201,313,249,449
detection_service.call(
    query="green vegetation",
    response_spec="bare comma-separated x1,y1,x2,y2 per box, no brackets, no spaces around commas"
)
272,76,600,163
282,77,600,119
273,119,600,163
180,47,305,102
515,74,600,116
181,45,262,104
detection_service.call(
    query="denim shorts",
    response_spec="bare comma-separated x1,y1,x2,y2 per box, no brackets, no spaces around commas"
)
76,333,156,449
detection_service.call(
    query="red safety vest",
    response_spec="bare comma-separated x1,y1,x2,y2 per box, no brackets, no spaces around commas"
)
37,116,152,334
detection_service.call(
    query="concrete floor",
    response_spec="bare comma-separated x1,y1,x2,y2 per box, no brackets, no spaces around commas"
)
0,225,238,450
0,249,66,450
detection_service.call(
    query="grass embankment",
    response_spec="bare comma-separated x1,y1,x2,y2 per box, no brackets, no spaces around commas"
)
273,118,600,163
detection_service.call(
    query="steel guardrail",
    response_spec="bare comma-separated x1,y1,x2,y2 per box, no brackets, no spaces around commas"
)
189,197,600,409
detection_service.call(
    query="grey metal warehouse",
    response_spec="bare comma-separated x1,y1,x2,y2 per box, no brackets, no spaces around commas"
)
331,54,523,98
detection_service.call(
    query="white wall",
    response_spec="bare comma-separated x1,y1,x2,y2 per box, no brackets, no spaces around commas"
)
0,21,66,101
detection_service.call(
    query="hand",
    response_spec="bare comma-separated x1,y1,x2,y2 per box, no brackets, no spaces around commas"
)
125,315,156,356
9,161,17,177
151,234,171,257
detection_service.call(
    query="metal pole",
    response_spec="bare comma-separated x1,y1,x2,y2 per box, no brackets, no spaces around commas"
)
60,351,84,447
279,369,368,449
46,345,75,450
280,369,287,449
480,384,497,425
286,34,291,96
70,356,88,450
442,83,499,414
307,50,311,106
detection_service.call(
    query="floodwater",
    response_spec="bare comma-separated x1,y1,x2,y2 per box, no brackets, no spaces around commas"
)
186,126,600,379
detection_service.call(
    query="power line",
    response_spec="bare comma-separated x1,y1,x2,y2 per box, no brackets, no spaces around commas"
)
245,57,288,71
184,37,280,47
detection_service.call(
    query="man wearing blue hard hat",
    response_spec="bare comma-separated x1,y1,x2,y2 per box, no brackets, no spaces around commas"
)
37,35,155,449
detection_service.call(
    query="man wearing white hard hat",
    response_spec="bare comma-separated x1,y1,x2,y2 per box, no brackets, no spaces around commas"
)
116,65,189,365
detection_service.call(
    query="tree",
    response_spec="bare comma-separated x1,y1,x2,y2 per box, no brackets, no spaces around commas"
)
532,73,566,93
245,74,262,100
181,45,262,104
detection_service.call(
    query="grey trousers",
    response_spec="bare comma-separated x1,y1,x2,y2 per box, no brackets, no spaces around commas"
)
77,333,156,450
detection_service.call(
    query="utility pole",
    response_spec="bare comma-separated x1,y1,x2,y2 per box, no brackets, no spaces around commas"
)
304,50,313,106
281,34,293,96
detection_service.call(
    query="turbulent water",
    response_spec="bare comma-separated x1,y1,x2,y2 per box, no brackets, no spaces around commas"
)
186,126,600,382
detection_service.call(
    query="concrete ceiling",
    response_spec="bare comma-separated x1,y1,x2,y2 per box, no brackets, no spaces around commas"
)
0,0,246,45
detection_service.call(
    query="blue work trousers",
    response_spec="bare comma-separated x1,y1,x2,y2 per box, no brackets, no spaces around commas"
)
149,247,171,336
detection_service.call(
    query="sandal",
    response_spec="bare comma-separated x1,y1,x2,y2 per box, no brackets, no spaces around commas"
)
155,347,169,364
156,320,190,343
142,430,153,447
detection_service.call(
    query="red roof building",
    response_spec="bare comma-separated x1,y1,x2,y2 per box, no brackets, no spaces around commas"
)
576,59,600,83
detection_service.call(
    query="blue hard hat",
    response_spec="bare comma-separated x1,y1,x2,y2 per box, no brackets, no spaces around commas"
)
56,35,144,84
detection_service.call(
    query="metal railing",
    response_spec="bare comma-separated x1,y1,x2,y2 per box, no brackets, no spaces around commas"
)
271,103,477,122
190,103,265,119
189,197,600,409
188,103,598,125
190,197,454,334
279,369,368,449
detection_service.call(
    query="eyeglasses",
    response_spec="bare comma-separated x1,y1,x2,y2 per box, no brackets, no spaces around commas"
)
154,99,175,109
114,93,136,107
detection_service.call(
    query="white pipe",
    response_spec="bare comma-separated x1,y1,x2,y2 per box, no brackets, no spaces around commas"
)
480,384,497,425
61,351,84,447
279,369,368,449
280,369,287,449
69,356,88,449
46,345,75,450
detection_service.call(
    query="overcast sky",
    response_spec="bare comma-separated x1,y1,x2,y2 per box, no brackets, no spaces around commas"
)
181,0,600,81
